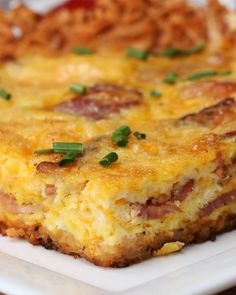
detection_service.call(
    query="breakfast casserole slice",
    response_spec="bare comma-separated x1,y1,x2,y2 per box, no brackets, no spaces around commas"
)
0,0,236,267
0,97,235,267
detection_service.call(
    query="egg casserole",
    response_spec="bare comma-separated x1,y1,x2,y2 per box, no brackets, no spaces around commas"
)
0,47,235,267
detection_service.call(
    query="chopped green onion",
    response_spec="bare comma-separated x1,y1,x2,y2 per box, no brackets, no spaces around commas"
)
114,125,131,137
53,142,83,154
126,48,149,60
35,142,84,167
72,47,94,55
59,151,78,167
0,88,11,100
187,70,231,81
70,83,87,95
112,125,131,147
159,44,205,58
186,44,205,55
160,48,184,58
114,136,129,147
99,152,118,168
164,72,178,84
151,90,162,97
133,131,146,139
35,148,53,154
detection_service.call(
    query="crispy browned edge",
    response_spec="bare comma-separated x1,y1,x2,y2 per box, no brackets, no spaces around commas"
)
0,211,235,267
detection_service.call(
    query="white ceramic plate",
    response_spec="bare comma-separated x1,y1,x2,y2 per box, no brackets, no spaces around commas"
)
0,231,236,295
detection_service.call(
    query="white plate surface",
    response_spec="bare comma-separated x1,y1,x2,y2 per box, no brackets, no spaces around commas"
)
0,231,236,295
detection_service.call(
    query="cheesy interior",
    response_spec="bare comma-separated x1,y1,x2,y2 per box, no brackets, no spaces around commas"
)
0,50,236,253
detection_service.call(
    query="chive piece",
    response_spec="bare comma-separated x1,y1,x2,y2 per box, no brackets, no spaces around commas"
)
161,48,184,58
114,125,131,137
99,158,110,168
72,47,94,55
126,48,149,60
187,70,231,81
99,152,118,168
133,131,146,139
112,125,131,147
70,83,87,95
114,136,129,147
35,148,53,154
160,44,205,58
186,44,205,55
151,90,162,97
0,88,11,100
35,142,84,167
53,142,83,154
164,72,178,84
59,151,78,167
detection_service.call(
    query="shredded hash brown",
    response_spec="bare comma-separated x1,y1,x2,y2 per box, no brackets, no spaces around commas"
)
0,0,236,60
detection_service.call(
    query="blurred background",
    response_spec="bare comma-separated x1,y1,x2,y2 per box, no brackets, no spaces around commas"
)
1,0,235,13
25,0,236,12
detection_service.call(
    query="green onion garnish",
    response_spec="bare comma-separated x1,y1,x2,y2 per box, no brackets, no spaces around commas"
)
164,72,178,84
59,151,78,167
53,142,83,153
35,142,84,167
126,48,149,60
0,88,11,100
72,47,94,55
160,44,205,58
112,125,131,147
35,148,53,154
186,44,205,55
70,83,87,95
186,70,231,81
99,152,118,168
160,48,184,58
133,131,146,139
151,90,162,97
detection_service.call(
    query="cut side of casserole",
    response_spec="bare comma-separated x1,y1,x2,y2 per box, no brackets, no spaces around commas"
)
0,96,235,267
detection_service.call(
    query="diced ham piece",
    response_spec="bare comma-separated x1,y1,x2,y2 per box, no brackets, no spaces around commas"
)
44,184,57,197
54,84,142,120
0,191,37,214
180,81,236,100
36,161,60,173
199,189,236,216
214,152,230,184
133,203,180,220
171,179,195,202
222,130,236,139
180,97,235,125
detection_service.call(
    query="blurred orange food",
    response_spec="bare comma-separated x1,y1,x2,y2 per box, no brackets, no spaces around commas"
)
0,0,235,60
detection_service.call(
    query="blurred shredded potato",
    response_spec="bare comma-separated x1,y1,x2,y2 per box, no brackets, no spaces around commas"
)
0,0,235,60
